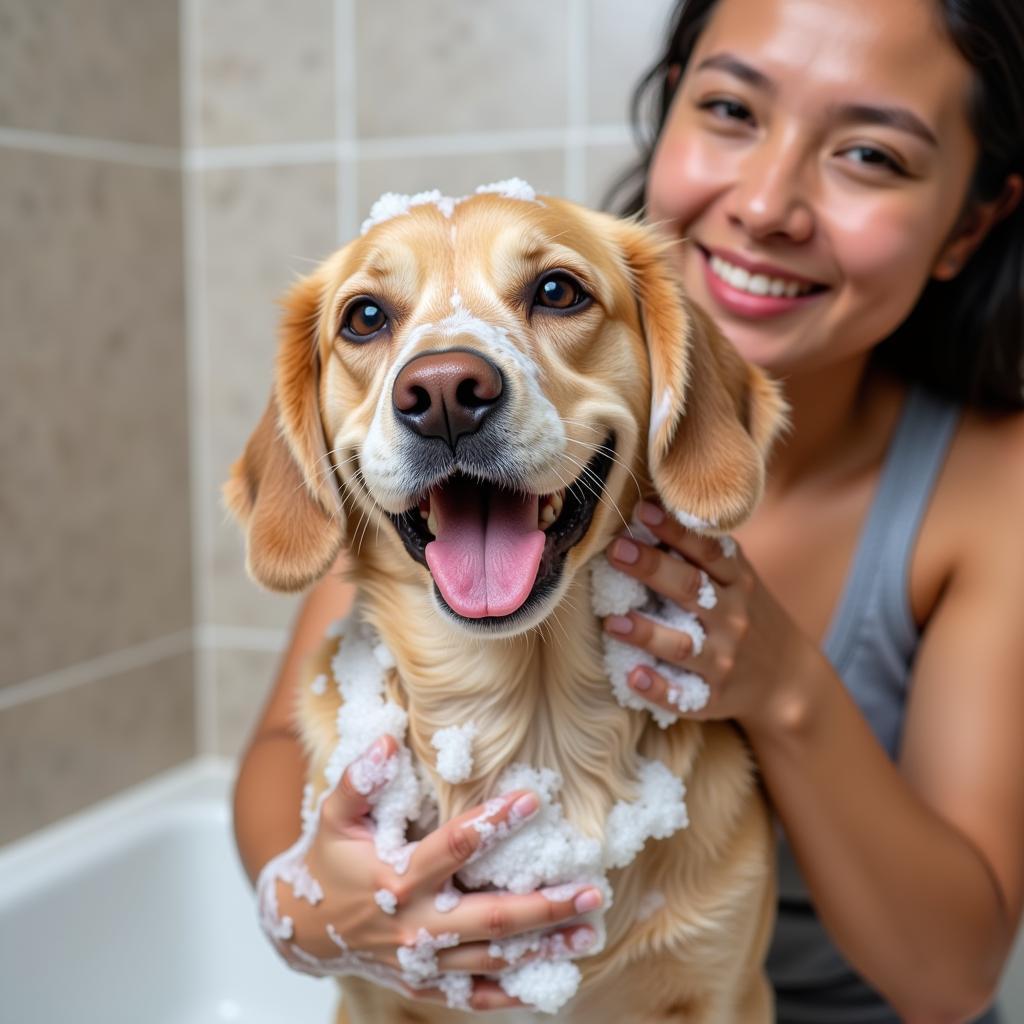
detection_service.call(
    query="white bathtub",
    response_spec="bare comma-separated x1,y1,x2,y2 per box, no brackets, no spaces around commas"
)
0,758,339,1024
3,758,1023,1024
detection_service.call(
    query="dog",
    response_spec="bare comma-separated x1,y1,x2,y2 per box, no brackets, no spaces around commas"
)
225,180,786,1022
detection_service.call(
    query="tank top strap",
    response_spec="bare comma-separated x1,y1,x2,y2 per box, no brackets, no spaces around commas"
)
823,384,961,674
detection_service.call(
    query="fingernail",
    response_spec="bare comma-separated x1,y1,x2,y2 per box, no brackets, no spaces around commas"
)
605,615,634,636
571,926,596,952
637,501,664,526
510,792,540,821
574,889,603,913
367,736,390,764
611,538,639,564
631,669,653,692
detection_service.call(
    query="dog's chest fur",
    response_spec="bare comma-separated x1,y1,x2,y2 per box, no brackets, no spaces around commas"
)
297,556,771,1014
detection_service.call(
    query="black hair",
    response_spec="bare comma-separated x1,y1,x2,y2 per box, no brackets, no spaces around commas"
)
606,0,1024,410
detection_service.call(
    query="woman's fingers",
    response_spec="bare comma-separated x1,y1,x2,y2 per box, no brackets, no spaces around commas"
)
631,501,741,584
447,884,604,946
607,536,722,611
400,978,525,1011
605,611,711,672
435,925,597,973
319,735,400,837
407,790,539,894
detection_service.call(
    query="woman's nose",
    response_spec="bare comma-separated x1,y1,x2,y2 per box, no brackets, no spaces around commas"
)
725,133,815,243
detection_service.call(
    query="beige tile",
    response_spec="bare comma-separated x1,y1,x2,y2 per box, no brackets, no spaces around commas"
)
0,151,191,689
201,163,337,629
584,141,644,213
0,650,195,845
213,646,286,758
0,0,180,146
355,0,568,138
198,0,337,146
587,0,677,125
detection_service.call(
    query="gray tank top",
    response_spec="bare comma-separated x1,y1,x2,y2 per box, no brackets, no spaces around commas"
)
766,385,1001,1023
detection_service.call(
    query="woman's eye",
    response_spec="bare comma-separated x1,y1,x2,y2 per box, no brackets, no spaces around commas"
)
341,299,388,340
842,145,906,175
533,272,590,313
700,98,753,124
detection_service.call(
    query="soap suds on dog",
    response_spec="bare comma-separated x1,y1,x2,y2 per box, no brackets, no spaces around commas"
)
360,178,540,236
431,722,477,783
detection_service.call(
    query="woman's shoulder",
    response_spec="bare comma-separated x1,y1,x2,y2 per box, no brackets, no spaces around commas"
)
938,401,1024,562
911,398,1024,628
954,402,1024,496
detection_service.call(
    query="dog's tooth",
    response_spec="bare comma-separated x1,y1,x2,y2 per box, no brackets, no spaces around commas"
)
539,503,556,529
550,491,564,517
426,507,439,536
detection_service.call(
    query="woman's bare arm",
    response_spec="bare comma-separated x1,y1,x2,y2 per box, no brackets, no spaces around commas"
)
232,554,355,886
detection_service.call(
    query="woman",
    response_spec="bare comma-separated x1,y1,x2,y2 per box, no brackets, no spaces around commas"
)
232,0,1024,1018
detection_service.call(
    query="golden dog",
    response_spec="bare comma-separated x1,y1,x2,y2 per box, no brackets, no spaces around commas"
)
226,183,786,1022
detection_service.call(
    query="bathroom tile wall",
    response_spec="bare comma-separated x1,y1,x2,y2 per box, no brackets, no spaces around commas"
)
0,0,193,844
0,0,677,841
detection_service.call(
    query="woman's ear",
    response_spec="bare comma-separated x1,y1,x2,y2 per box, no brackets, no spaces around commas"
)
616,221,788,531
222,271,344,593
933,173,1023,280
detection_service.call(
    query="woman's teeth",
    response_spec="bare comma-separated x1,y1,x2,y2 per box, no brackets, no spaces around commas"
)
709,253,816,298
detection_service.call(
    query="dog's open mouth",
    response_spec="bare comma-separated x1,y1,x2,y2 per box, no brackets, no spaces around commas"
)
389,434,616,626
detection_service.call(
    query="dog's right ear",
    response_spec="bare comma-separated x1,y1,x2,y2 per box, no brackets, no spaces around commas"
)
222,271,344,593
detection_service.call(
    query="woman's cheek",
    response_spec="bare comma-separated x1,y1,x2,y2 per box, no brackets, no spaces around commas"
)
826,196,939,332
648,133,732,229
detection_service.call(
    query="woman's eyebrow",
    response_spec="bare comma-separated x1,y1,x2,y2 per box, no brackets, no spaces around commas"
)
694,52,939,147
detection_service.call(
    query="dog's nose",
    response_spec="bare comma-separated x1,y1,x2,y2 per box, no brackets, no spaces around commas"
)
392,349,504,447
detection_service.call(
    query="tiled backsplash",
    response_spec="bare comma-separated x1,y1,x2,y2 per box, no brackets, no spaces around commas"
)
0,0,676,843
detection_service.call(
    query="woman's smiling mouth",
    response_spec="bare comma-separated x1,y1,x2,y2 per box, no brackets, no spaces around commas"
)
697,244,829,318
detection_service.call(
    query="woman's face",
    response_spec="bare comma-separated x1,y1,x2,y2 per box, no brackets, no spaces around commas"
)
646,0,981,376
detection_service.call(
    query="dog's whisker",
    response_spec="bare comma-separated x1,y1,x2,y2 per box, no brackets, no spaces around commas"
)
564,436,644,506
558,451,629,534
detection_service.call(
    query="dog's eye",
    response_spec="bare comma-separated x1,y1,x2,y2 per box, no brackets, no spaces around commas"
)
341,299,388,341
533,272,590,313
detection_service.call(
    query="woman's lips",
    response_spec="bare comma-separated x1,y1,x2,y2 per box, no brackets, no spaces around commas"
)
697,245,828,319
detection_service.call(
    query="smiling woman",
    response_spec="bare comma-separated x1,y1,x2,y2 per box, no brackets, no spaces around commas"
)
599,0,1024,1021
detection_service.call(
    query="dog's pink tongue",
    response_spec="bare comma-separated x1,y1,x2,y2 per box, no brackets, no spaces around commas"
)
425,479,545,619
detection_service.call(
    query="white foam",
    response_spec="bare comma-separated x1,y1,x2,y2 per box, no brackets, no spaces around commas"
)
474,177,539,203
396,928,460,983
500,959,582,1015
590,508,713,727
434,879,462,913
431,722,477,784
360,178,540,236
374,889,397,915
697,570,717,610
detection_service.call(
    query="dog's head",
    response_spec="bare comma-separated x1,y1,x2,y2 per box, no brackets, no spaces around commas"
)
224,182,786,635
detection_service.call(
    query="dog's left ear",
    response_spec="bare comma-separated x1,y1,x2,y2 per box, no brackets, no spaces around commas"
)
616,221,788,531
222,271,343,593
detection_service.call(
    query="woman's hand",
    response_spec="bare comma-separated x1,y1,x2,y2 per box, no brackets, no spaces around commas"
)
601,501,812,733
269,735,602,1011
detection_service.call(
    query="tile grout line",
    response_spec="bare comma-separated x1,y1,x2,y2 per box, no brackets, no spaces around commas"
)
336,0,358,243
0,631,196,714
1,124,632,170
0,125,182,168
566,0,589,203
180,0,217,757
